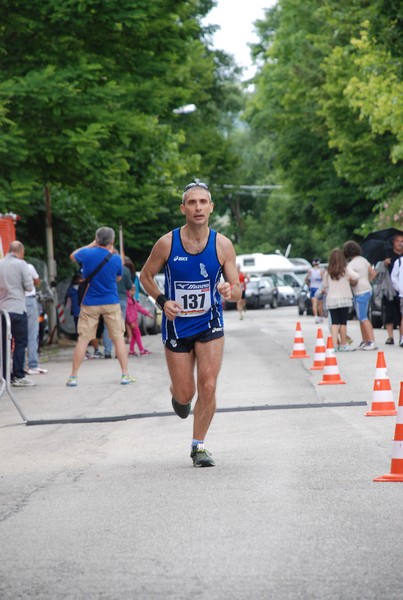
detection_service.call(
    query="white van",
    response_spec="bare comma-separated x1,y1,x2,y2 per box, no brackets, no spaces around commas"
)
236,253,294,275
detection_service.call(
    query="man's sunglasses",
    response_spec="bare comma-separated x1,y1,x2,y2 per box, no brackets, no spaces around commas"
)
184,180,209,191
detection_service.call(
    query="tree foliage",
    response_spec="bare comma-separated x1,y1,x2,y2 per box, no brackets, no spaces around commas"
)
241,0,403,257
0,0,243,276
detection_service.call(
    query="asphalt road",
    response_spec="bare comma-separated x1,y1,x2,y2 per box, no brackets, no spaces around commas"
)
1,306,403,600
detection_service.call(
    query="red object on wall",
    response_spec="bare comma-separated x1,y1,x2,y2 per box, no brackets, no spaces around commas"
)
0,214,18,256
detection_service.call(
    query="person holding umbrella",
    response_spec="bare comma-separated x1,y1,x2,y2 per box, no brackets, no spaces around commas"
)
380,233,403,345
361,229,403,345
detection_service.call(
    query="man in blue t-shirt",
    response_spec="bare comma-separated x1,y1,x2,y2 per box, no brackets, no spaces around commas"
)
66,227,135,387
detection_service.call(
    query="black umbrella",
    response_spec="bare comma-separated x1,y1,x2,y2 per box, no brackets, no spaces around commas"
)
361,228,403,265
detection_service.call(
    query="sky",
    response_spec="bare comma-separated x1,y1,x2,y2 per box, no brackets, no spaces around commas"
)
203,0,277,80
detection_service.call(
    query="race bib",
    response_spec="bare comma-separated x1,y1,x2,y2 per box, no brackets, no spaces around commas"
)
174,280,211,317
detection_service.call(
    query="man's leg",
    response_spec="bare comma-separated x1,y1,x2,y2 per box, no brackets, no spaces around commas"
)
114,336,129,374
26,297,39,369
103,304,132,379
69,306,99,380
71,336,90,376
10,312,28,379
102,326,113,357
165,347,196,407
192,337,224,440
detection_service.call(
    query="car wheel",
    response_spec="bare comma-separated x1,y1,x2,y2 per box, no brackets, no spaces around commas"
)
147,320,158,335
270,297,278,309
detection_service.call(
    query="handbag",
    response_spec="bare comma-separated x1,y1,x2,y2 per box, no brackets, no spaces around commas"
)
77,253,112,305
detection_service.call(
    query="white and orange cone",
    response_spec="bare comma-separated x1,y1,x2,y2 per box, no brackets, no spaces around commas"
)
366,352,397,417
318,337,346,385
289,322,309,359
374,382,403,482
309,328,326,371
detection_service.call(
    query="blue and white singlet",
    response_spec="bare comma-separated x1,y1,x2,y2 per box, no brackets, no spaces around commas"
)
162,227,224,341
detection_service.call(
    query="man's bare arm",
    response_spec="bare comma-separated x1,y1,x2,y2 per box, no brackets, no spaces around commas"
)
140,233,185,321
216,234,242,301
140,234,171,300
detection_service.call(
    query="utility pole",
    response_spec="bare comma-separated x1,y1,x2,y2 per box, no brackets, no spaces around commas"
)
44,185,58,341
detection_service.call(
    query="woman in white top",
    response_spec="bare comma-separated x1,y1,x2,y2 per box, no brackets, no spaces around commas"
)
322,248,359,351
343,240,378,350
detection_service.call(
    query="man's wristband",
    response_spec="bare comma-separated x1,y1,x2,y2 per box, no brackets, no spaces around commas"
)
155,294,168,311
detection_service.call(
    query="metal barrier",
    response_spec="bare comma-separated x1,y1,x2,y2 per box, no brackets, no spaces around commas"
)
0,309,27,423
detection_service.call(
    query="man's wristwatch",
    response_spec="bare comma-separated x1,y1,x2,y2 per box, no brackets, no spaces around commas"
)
155,294,168,311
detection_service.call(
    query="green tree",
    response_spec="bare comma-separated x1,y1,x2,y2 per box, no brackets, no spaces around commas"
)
0,0,245,274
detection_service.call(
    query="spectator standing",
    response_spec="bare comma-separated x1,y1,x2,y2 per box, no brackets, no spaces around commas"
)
102,253,133,358
380,233,403,345
140,180,241,467
305,259,325,323
321,248,359,352
125,258,141,301
236,264,249,320
64,272,81,339
66,227,135,387
0,241,35,386
126,290,153,356
391,254,403,347
25,263,48,374
343,240,378,351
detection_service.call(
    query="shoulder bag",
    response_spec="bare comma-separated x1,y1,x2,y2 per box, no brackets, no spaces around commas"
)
78,253,113,305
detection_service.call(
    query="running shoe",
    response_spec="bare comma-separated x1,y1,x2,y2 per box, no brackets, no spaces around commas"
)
385,337,394,345
363,342,377,351
190,444,215,468
139,349,152,356
338,345,356,352
128,350,138,356
66,376,78,387
172,396,191,419
120,374,136,385
93,350,103,359
104,353,112,359
12,376,35,387
25,367,48,374
357,341,366,350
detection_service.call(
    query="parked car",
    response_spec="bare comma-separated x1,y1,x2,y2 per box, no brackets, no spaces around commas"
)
268,273,297,306
245,276,279,309
280,271,304,292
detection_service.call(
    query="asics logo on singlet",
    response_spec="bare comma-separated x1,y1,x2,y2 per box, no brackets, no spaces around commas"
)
173,256,188,261
211,327,223,333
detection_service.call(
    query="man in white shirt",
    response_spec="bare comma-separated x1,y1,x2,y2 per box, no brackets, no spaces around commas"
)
391,254,403,347
0,241,35,386
25,263,48,374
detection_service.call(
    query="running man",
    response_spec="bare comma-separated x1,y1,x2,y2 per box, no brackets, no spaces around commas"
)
140,180,241,467
237,264,250,319
305,258,325,323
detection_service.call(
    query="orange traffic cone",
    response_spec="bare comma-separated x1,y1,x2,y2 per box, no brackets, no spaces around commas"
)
318,337,346,385
366,352,397,417
374,382,403,482
289,322,309,359
310,328,326,370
